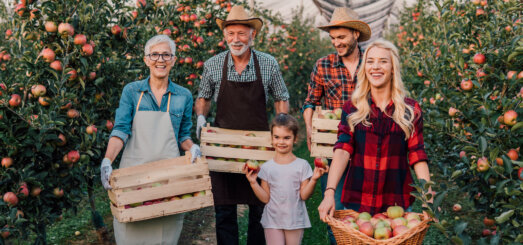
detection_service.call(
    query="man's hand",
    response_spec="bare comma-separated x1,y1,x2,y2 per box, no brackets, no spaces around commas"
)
196,115,206,139
190,144,202,163
100,158,113,190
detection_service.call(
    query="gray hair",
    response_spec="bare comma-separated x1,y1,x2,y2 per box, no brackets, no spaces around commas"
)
144,35,176,56
223,25,254,37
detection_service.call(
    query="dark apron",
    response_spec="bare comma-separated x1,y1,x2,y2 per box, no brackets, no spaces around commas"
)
211,51,268,205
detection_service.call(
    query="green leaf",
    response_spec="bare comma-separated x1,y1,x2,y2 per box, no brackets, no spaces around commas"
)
501,155,513,174
495,209,514,224
454,221,468,235
478,136,487,154
451,236,464,245
510,122,523,131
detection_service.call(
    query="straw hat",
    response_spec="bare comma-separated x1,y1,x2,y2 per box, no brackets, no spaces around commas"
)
318,7,371,42
216,5,263,34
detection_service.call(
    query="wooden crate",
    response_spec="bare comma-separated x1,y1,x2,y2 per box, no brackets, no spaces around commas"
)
108,153,213,223
311,106,340,159
200,124,276,173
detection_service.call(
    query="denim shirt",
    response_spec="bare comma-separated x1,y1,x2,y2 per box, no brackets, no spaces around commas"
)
110,77,193,146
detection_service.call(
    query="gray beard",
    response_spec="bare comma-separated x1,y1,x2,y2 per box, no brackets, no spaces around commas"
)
228,38,253,56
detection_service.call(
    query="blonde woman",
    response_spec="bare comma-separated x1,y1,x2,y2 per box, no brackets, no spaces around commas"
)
318,39,432,220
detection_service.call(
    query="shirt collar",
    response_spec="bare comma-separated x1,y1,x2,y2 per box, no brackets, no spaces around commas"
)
369,95,394,110
228,48,255,69
138,76,177,94
333,45,363,68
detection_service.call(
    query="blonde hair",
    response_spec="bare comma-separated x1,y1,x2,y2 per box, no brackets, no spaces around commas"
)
348,39,417,139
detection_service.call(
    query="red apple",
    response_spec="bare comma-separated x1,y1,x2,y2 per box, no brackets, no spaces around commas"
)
111,25,122,36
81,44,94,56
404,212,420,221
106,120,114,131
136,0,146,8
18,185,29,197
387,205,404,219
5,29,12,37
452,203,462,212
57,133,67,146
73,34,87,45
507,70,517,79
392,225,408,237
476,8,485,16
50,60,62,71
483,217,495,226
1,157,13,168
31,84,46,97
448,107,458,117
518,168,523,181
41,48,56,63
86,125,98,135
391,217,407,228
358,212,372,221
45,21,57,32
459,151,466,158
184,57,193,64
407,219,421,228
58,23,74,37
9,94,21,107
507,149,518,161
195,61,204,69
67,109,79,118
473,53,485,64
374,227,391,240
3,192,18,206
477,157,490,172
460,79,473,91
358,222,374,237
53,187,64,198
67,70,77,81
67,150,80,163
482,229,491,236
503,110,517,126
373,213,388,220
314,157,328,169
30,187,42,196
245,160,260,173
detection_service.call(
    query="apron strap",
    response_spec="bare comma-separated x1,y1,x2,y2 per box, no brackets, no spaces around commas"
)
167,92,171,112
136,91,145,112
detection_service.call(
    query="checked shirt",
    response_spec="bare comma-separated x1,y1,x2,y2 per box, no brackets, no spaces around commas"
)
334,97,429,214
197,49,289,102
302,48,362,111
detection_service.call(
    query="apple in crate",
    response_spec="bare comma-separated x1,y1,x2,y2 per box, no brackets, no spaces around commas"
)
245,133,256,137
323,111,337,120
193,191,206,197
387,205,404,219
314,157,328,169
333,108,343,119
245,160,260,173
169,196,181,201
129,202,143,207
181,193,193,199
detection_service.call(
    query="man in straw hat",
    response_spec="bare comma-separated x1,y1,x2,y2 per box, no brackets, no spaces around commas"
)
301,7,371,244
195,5,289,245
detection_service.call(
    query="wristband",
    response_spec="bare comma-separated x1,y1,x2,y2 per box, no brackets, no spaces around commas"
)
325,187,336,193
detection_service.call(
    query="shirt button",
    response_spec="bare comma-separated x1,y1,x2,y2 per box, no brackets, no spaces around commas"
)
376,164,379,167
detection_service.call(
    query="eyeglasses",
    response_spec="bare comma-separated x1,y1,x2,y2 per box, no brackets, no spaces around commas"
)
146,53,175,61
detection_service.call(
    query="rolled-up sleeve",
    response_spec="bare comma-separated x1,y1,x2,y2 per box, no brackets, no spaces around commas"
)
407,103,429,166
302,60,323,112
333,103,354,155
268,58,289,101
178,92,193,145
197,63,214,99
110,85,134,144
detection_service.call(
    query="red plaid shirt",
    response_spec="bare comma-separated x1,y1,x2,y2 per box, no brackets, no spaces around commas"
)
334,97,428,215
302,50,362,111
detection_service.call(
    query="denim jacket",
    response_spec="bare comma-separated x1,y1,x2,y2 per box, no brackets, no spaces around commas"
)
110,77,193,146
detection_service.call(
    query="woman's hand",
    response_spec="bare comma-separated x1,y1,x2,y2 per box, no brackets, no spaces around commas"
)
243,164,259,184
318,194,336,222
311,165,328,181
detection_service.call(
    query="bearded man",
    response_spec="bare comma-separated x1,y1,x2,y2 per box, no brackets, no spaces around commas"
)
195,5,289,245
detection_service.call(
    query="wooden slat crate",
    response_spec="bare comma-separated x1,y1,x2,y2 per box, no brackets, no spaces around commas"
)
200,124,276,173
108,153,213,223
311,106,341,159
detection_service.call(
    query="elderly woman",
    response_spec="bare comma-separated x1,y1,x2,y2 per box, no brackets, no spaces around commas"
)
99,35,201,244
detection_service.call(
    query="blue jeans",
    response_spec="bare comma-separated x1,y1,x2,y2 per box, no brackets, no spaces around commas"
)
320,159,348,245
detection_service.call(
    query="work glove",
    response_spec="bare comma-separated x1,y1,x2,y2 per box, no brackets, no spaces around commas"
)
190,144,202,163
100,158,113,190
196,115,206,139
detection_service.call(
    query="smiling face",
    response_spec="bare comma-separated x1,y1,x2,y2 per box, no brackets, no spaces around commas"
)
271,126,296,155
144,42,176,80
329,27,359,57
365,47,393,90
224,24,255,56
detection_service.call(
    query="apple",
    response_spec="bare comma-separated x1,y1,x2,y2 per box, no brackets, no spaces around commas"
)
81,44,94,56
507,70,517,79
30,187,42,196
170,196,181,201
41,48,56,63
391,217,407,228
193,190,205,196
375,220,390,229
136,0,146,8
105,120,114,131
31,84,46,97
473,53,486,64
518,71,523,79
68,150,80,163
53,188,64,197
459,151,466,158
50,60,62,71
483,217,495,226
314,157,328,169
407,219,421,228
9,94,21,107
476,8,485,16
111,25,122,36
358,222,373,237
73,34,87,45
387,205,404,219
5,29,12,37
86,125,98,135
341,216,355,223
181,193,193,199
374,227,391,240
245,159,260,173
15,210,24,219
460,79,473,91
477,157,490,172
448,107,458,117
1,157,13,168
143,201,153,206
57,133,67,146
452,203,462,212
503,110,517,126
184,57,193,64
392,225,408,237
358,212,372,221
507,149,518,160
323,112,337,120
1,225,9,239
18,185,29,197
67,109,80,118
3,192,18,206
129,202,143,207
518,167,523,181
58,23,74,37
333,108,343,119
404,212,420,221
346,222,358,230
45,21,58,32
482,229,491,236
373,213,388,220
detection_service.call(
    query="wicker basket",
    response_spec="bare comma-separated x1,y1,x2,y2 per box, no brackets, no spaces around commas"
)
325,210,430,245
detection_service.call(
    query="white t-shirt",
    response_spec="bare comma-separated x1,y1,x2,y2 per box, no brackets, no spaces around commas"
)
257,158,313,229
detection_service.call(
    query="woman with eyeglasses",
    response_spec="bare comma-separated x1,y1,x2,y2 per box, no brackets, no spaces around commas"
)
99,34,201,244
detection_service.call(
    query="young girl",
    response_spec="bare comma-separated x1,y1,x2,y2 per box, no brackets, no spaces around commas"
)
244,113,326,245
318,39,433,220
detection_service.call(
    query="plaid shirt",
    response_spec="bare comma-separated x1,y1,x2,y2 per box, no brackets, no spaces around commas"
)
197,49,289,102
334,97,429,214
302,48,362,111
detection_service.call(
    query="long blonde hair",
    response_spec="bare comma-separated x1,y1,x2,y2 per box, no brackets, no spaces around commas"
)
348,39,417,139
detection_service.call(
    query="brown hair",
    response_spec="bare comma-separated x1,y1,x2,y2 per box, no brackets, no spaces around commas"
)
270,113,299,138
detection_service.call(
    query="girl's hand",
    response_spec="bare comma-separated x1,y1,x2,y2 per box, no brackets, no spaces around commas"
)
311,165,328,181
243,164,258,184
318,194,336,222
